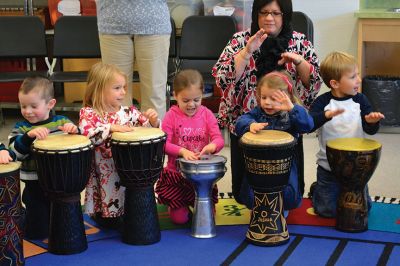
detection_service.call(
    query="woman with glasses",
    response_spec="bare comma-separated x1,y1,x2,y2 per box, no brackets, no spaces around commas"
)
212,0,322,210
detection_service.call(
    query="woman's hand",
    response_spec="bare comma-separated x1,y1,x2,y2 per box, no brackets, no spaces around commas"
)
143,108,159,128
245,28,268,55
199,143,217,157
179,148,199,161
365,112,385,123
58,123,79,134
250,122,268,133
110,124,135,133
278,52,304,66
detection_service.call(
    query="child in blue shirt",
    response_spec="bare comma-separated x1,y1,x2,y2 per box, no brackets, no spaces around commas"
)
235,71,314,211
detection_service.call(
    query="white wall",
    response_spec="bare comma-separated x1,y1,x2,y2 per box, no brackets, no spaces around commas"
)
293,0,360,92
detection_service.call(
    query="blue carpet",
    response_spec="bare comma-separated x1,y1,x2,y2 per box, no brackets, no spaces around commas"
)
26,224,400,265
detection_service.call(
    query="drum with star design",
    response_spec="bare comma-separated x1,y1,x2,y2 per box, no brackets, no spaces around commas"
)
240,130,296,246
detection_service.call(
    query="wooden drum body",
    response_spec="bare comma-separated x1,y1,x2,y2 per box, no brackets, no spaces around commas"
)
178,155,227,238
240,130,296,246
0,162,24,266
33,134,94,255
326,138,381,232
111,127,166,245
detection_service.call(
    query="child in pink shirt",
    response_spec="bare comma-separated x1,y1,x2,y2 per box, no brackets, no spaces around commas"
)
155,69,225,224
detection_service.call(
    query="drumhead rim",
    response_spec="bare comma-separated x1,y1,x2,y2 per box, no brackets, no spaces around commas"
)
33,134,92,150
240,130,295,146
326,137,382,151
111,128,166,142
110,135,167,146
177,155,227,164
33,143,94,154
0,161,21,174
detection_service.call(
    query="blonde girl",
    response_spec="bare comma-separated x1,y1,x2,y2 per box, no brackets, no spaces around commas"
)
79,62,159,228
235,71,314,212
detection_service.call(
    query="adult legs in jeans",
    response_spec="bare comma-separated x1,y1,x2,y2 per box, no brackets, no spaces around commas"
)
99,34,170,119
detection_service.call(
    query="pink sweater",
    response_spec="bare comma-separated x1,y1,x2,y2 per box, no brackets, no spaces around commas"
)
162,105,225,171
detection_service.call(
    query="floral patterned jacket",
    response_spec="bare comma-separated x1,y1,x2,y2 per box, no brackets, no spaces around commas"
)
212,29,322,134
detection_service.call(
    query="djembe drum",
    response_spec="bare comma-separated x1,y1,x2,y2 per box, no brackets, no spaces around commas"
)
0,162,24,266
33,134,94,255
111,127,166,245
240,130,296,246
326,138,381,232
177,155,227,238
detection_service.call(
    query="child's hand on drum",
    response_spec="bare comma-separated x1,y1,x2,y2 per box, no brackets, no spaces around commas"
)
28,127,49,140
143,108,159,128
325,109,345,119
365,112,385,124
250,122,268,133
111,124,135,133
0,150,12,164
199,143,217,156
272,90,294,111
59,123,79,134
180,148,199,161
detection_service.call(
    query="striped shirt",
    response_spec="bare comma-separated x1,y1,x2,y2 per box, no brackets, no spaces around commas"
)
8,115,74,180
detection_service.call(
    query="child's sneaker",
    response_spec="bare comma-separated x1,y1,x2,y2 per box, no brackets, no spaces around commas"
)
168,206,190,224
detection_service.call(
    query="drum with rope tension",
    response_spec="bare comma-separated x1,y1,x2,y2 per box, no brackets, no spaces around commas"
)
33,134,94,255
326,137,381,232
240,130,296,246
111,127,166,245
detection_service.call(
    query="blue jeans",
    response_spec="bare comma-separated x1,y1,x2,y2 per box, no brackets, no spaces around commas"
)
239,159,302,210
312,166,372,218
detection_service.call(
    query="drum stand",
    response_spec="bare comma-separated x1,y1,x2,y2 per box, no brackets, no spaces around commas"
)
48,196,87,254
247,190,289,246
336,187,369,232
123,186,160,245
178,155,227,238
190,173,224,238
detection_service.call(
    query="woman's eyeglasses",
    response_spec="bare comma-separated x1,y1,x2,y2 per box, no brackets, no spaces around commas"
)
258,11,284,18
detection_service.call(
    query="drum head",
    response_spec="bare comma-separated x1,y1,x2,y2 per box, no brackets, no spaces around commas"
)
33,134,91,150
327,138,381,151
241,130,294,146
178,155,227,175
0,161,21,173
179,154,227,165
112,127,165,142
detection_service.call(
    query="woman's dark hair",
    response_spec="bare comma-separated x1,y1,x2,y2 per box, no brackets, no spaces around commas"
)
250,0,293,78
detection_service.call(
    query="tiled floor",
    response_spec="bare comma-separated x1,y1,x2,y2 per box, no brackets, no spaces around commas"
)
1,110,399,199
